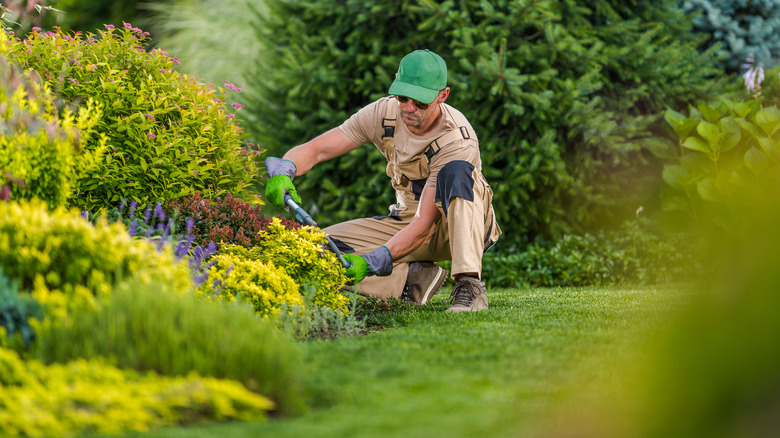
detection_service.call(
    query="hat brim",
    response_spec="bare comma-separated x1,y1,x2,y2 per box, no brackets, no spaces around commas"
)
388,79,440,105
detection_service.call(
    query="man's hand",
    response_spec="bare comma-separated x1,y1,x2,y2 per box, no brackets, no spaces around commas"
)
343,254,369,285
342,246,394,286
266,175,300,209
265,157,300,209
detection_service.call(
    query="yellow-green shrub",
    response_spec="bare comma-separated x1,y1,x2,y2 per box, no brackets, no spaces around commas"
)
198,252,303,318
2,26,261,212
223,217,349,313
0,49,106,209
0,199,191,318
0,347,273,437
34,277,307,417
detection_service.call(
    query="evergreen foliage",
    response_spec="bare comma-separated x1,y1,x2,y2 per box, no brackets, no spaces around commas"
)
247,0,725,245
680,0,780,72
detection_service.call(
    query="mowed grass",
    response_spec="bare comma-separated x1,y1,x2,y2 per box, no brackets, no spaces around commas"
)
106,284,694,438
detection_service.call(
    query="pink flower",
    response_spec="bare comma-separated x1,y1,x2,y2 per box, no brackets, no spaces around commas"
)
231,103,245,109
144,114,155,119
124,23,133,29
32,27,41,32
105,24,115,30
147,133,156,139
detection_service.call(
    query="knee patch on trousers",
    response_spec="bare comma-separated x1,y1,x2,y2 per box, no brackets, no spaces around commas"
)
435,160,475,216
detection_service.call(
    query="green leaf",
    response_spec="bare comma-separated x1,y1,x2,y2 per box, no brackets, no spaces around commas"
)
662,164,693,189
698,102,722,123
696,177,720,201
757,137,776,156
682,136,711,154
696,121,725,148
664,109,699,140
755,107,780,137
717,116,742,153
744,147,769,175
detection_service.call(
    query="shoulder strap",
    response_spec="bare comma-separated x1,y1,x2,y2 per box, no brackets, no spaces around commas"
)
382,99,397,138
425,126,473,161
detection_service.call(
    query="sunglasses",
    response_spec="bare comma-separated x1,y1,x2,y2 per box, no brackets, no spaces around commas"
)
395,95,431,111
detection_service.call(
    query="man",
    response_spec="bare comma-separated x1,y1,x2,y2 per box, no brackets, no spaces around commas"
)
265,49,501,312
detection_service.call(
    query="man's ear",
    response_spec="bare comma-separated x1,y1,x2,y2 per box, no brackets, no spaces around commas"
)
439,87,451,104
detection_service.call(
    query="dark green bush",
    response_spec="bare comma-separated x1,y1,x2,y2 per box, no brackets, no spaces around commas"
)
480,219,694,288
33,277,307,416
5,25,261,212
247,0,725,246
0,267,43,351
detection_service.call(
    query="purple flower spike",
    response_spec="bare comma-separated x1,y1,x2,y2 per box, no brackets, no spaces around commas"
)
143,206,152,224
129,219,138,237
128,200,137,217
186,217,194,233
154,202,165,222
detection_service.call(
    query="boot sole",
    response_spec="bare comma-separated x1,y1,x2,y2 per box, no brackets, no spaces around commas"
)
420,267,448,305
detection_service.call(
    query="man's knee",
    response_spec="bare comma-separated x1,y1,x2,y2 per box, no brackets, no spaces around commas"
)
435,160,475,216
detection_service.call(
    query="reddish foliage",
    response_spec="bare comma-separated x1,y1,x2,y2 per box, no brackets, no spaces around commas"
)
165,192,299,249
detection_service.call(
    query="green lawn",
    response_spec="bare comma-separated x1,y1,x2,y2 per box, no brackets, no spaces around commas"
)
108,284,693,438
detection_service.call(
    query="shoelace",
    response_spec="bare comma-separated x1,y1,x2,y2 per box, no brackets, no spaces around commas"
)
448,283,474,307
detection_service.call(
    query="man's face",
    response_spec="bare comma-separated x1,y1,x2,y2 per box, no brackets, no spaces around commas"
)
398,93,439,129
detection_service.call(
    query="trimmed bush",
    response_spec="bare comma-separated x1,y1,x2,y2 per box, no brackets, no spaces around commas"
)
0,46,106,208
33,277,307,416
164,192,299,250
198,251,304,318
2,25,262,212
0,198,191,317
0,347,273,437
480,219,693,288
222,218,350,313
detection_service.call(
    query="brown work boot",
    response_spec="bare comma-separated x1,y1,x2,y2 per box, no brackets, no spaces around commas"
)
445,275,488,312
401,262,448,305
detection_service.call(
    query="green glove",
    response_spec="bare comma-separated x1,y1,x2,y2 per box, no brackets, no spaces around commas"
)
343,246,393,286
266,174,301,209
343,253,369,286
264,157,300,209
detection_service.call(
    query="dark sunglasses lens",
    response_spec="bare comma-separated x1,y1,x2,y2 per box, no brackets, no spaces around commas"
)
396,95,428,110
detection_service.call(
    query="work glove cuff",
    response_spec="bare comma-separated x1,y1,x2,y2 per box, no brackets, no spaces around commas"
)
363,246,393,276
265,157,297,180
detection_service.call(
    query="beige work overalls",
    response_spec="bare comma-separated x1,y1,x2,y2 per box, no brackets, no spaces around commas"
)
323,100,501,299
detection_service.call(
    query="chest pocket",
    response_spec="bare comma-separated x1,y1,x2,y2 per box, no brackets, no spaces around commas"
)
381,100,473,201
